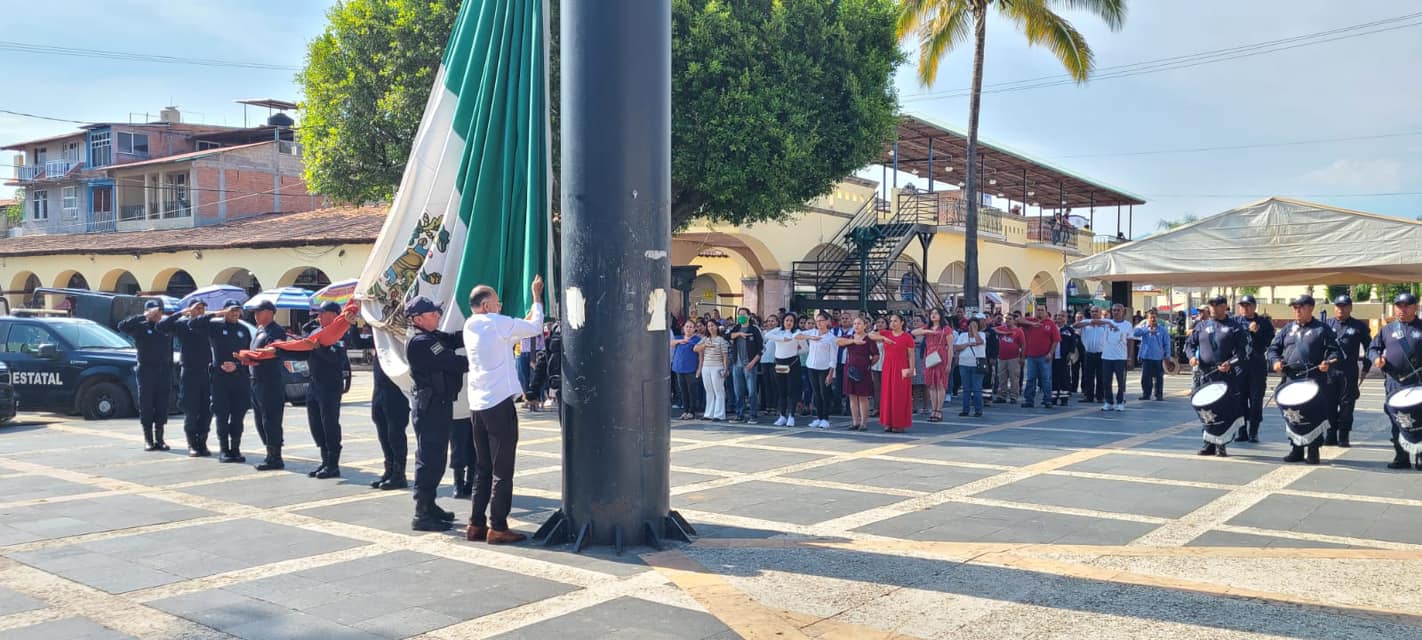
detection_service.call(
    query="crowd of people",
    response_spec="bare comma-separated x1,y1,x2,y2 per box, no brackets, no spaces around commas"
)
667,302,1179,432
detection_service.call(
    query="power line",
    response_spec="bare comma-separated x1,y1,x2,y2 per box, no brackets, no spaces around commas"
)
1144,191,1422,199
1057,130,1422,159
901,11,1422,102
0,108,92,125
0,40,299,71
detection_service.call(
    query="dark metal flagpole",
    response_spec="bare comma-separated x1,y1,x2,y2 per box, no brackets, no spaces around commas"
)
535,0,691,553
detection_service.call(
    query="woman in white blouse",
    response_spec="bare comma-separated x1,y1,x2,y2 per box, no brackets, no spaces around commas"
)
802,312,838,429
763,313,806,426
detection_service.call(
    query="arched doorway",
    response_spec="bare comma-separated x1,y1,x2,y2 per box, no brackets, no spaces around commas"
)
281,267,331,292
689,273,732,319
1030,271,1062,313
52,269,90,290
8,271,41,308
215,267,264,297
100,269,141,295
986,267,1023,312
156,269,198,298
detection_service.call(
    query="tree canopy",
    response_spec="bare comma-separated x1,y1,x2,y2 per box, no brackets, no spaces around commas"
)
299,0,903,229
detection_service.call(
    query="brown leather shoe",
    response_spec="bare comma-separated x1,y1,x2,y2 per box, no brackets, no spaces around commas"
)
485,529,527,545
465,524,488,541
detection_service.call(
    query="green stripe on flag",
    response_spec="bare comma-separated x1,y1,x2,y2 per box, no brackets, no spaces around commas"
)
441,0,548,317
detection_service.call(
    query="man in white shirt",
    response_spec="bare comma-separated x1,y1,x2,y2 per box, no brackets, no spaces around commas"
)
1076,308,1106,404
1091,304,1133,411
462,275,544,544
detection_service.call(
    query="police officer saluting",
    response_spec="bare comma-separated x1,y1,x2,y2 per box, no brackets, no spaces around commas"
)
1266,294,1341,465
1367,292,1422,469
406,297,464,531
1186,295,1245,456
1234,294,1275,443
159,300,214,456
1327,294,1371,448
292,302,352,479
191,299,252,463
248,300,287,471
117,300,175,451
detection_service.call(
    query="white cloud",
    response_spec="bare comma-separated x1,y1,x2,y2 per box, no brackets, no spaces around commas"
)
1302,158,1407,191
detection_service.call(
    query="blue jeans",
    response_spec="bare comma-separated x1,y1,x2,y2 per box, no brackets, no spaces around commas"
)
959,365,983,413
516,352,533,393
731,363,758,419
1023,356,1053,405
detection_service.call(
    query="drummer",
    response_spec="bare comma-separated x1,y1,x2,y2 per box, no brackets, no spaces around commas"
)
1367,292,1422,470
1265,294,1341,465
1326,294,1371,448
1185,294,1245,456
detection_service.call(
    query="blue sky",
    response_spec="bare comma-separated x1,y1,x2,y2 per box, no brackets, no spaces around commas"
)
2,0,1419,232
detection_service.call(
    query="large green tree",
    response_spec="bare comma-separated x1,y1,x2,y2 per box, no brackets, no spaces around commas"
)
300,0,902,229
898,0,1125,308
299,0,461,204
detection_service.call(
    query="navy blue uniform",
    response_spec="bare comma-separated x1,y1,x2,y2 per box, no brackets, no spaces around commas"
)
1327,316,1372,436
191,315,251,457
349,330,411,486
117,314,175,443
158,313,213,452
1234,313,1276,438
251,321,288,449
288,327,348,472
1367,318,1422,464
407,329,467,503
1185,317,1245,387
1266,319,1341,450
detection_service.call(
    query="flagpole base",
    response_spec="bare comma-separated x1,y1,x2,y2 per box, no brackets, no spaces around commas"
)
533,509,695,554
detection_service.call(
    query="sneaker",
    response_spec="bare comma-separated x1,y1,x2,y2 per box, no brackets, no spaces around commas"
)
747,417,758,425
816,420,828,430
773,416,787,426
1102,403,1113,412
1115,403,1125,412
786,417,795,427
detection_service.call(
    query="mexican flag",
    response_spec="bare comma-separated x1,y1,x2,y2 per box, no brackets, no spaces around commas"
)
356,0,551,394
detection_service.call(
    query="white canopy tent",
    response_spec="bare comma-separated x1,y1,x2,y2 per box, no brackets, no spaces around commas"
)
1064,198,1422,287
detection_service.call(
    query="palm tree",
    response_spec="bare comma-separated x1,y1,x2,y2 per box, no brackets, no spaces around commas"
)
1156,214,1199,230
898,0,1125,309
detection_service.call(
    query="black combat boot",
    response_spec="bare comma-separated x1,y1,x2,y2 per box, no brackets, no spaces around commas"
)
380,463,408,490
371,462,392,489
1197,443,1217,456
1324,429,1339,447
1282,445,1305,463
1247,422,1260,443
315,447,341,479
143,424,159,451
411,499,454,532
1388,442,1412,469
1337,430,1352,448
255,446,284,471
186,434,203,457
1216,443,1228,458
452,467,471,499
195,433,212,457
308,449,328,478
1305,443,1321,465
154,424,171,451
217,434,231,461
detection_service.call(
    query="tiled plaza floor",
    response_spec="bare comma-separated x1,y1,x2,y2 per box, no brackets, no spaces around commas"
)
1,371,1420,639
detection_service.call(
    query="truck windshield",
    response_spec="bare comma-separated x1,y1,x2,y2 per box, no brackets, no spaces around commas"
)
53,322,133,350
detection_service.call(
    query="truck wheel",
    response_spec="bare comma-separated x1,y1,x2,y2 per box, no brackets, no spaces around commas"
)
79,381,133,420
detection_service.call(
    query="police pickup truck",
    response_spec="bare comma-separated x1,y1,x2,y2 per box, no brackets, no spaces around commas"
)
0,316,143,420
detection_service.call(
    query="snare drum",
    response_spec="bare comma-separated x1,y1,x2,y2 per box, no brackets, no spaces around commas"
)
1385,385,1422,455
1191,381,1241,444
1274,378,1330,446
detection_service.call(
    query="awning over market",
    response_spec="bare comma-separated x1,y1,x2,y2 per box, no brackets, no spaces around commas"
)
1063,198,1422,286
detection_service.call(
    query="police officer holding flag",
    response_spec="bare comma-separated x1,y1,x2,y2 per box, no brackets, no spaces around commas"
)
405,297,464,532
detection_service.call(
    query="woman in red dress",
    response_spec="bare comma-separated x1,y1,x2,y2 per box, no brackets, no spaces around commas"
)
867,313,915,432
913,308,953,422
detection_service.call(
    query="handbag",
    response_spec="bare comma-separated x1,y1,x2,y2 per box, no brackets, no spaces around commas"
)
925,351,943,369
847,365,864,382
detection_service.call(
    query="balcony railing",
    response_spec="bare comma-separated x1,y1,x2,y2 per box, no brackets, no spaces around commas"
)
1027,218,1083,250
119,205,145,221
1092,234,1127,254
88,210,116,233
119,202,191,222
161,202,191,219
17,166,41,181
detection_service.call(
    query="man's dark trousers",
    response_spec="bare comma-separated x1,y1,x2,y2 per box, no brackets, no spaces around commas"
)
251,374,285,448
470,398,519,530
412,393,452,503
180,368,212,441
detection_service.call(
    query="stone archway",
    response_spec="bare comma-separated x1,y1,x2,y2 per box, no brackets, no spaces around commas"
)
278,266,331,292
99,269,141,295
7,271,41,308
1030,271,1063,313
52,269,90,290
153,268,198,298
214,267,264,297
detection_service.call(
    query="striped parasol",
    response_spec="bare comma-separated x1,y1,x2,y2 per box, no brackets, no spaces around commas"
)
244,287,314,310
311,279,358,309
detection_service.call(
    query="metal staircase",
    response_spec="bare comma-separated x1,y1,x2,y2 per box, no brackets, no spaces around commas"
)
791,191,943,314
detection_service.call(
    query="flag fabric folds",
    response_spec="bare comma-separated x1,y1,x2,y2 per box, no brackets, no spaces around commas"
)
355,0,550,394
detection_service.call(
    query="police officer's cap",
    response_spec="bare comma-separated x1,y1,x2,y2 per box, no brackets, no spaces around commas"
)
1238,295,1258,306
1207,295,1228,305
222,299,243,310
253,300,277,313
143,299,162,310
1395,292,1420,306
185,298,207,309
318,301,342,314
405,296,441,317
1333,294,1353,306
1289,294,1316,307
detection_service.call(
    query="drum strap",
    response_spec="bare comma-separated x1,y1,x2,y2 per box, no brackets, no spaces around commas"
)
1391,321,1422,383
